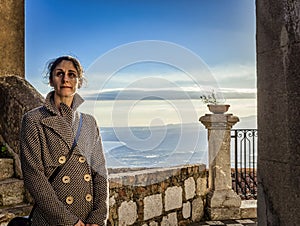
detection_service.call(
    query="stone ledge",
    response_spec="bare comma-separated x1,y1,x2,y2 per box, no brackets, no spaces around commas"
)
0,203,33,225
240,200,257,219
109,164,206,187
207,200,257,220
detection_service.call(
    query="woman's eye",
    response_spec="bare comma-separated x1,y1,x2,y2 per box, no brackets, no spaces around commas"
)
56,72,64,77
69,73,77,79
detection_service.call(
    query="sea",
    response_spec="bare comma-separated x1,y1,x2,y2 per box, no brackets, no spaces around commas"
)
100,115,257,169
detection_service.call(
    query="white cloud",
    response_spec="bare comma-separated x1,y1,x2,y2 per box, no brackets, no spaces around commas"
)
210,63,256,88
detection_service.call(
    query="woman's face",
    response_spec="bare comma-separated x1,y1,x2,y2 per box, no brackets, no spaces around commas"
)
50,60,79,99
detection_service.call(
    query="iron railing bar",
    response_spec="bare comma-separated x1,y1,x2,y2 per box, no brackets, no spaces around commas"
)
243,131,247,197
231,129,258,200
234,130,238,193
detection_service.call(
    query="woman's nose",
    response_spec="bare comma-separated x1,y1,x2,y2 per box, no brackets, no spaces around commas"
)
61,74,71,82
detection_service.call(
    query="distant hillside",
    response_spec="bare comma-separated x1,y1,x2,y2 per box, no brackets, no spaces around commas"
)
100,115,256,168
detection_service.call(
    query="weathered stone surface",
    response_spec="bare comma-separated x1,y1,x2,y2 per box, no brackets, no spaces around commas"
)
109,196,116,207
118,201,138,225
161,212,178,226
184,177,195,200
0,76,44,155
108,164,206,225
182,202,191,219
196,177,207,196
240,200,257,219
0,178,24,206
0,158,14,180
164,186,182,211
200,112,241,220
208,207,241,221
208,189,241,208
191,197,204,222
0,203,33,225
0,0,24,76
149,221,158,226
257,1,300,225
143,194,162,220
240,205,257,219
200,114,239,192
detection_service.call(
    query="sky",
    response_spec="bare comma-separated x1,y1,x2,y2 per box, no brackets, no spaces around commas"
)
25,0,256,127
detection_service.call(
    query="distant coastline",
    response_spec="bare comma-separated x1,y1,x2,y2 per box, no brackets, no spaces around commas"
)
100,115,256,168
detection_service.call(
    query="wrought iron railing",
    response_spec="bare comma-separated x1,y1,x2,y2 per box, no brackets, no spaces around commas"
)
231,129,258,200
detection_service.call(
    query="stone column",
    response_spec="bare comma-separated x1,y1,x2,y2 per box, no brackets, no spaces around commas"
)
0,0,25,77
200,111,241,220
257,1,300,225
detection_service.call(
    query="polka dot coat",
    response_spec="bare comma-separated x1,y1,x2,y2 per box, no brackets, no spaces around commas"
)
20,91,108,226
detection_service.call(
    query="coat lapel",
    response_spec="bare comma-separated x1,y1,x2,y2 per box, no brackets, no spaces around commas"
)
41,116,74,150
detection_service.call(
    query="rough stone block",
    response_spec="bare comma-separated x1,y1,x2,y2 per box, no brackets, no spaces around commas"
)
240,200,257,218
182,202,191,219
109,196,116,207
0,178,24,206
208,207,241,220
208,189,241,208
192,197,204,222
144,194,162,221
0,158,14,180
184,177,195,200
149,221,158,226
109,176,124,188
196,177,207,196
118,200,138,225
161,212,178,226
240,206,257,219
165,186,182,211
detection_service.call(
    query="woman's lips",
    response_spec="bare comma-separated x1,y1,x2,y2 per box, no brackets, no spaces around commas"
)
61,86,72,89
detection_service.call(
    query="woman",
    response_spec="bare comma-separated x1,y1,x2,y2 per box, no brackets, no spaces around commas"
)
20,56,108,226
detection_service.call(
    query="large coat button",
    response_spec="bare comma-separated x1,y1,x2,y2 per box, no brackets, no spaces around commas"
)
85,194,92,202
62,176,70,183
66,196,74,205
79,156,86,163
84,174,91,182
58,156,66,164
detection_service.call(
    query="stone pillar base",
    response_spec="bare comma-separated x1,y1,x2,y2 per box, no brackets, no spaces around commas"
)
207,189,241,220
207,207,241,220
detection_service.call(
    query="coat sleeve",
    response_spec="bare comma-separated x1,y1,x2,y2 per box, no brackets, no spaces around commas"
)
20,113,79,225
85,118,109,225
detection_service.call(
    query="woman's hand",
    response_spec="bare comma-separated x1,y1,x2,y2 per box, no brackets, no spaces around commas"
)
74,219,85,226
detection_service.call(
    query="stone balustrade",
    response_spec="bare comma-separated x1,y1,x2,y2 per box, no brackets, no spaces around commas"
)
108,164,207,225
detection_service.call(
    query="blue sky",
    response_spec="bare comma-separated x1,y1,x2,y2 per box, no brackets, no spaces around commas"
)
25,0,256,126
26,0,255,87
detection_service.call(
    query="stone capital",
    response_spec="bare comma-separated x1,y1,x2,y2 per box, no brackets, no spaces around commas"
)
199,114,239,130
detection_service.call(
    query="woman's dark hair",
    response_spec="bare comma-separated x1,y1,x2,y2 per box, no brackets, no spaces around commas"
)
46,55,85,88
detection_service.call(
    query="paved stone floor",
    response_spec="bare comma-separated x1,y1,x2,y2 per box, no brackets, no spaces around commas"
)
190,218,257,226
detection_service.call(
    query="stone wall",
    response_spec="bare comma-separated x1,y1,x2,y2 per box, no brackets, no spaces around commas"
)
0,0,25,77
0,76,44,153
256,0,300,225
108,164,207,225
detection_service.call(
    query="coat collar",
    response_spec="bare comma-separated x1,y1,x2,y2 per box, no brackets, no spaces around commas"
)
44,91,84,116
41,91,84,150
